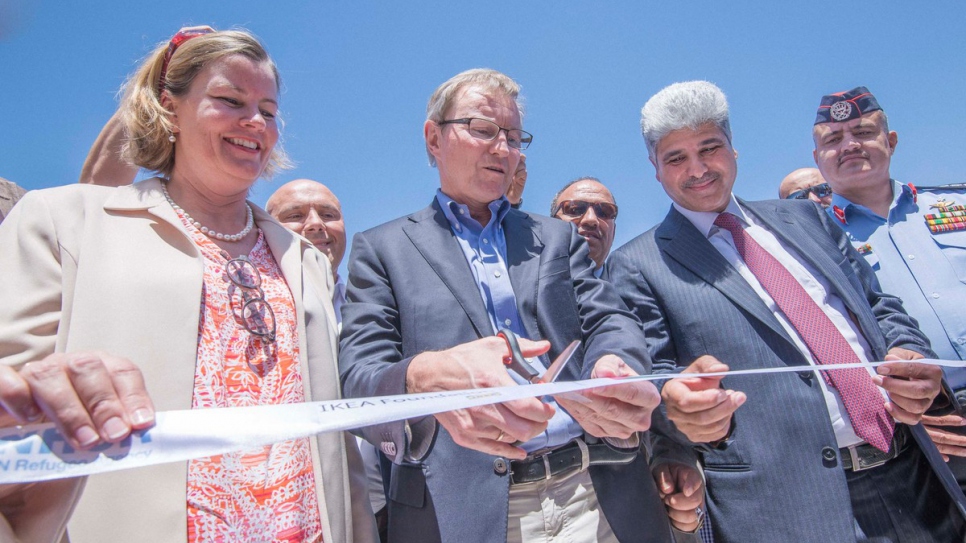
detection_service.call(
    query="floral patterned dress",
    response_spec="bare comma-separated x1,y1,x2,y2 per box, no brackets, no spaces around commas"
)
176,209,323,543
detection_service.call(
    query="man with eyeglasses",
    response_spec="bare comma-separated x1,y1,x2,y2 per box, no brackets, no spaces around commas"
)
339,68,688,543
779,168,832,208
551,177,618,274
813,86,966,489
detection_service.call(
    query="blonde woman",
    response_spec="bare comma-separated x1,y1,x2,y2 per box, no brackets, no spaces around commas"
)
0,26,376,543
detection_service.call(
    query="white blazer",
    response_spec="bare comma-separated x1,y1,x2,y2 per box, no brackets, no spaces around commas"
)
0,178,376,543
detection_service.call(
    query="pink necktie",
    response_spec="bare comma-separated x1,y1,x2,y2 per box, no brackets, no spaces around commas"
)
714,212,894,452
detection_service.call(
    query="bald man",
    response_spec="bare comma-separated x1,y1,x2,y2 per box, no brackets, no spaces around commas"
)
267,179,347,282
551,177,618,272
267,179,391,541
267,180,348,330
779,168,832,208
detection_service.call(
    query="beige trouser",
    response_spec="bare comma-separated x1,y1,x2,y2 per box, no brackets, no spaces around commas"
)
506,467,618,543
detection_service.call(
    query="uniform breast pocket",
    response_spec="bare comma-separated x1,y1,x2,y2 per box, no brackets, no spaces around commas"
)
932,230,966,284
847,241,879,271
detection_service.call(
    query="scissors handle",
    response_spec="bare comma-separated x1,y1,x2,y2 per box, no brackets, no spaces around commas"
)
497,329,540,382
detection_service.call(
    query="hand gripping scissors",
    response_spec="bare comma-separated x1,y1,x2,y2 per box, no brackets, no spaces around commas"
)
496,328,580,384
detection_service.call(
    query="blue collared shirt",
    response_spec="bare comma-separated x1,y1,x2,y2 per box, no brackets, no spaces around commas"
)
435,190,582,451
828,180,966,389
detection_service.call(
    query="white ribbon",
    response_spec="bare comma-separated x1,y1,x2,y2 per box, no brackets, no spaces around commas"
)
1,358,963,484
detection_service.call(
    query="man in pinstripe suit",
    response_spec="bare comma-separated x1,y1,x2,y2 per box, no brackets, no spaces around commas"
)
607,80,965,543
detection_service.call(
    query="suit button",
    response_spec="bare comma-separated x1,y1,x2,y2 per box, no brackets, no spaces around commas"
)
493,458,508,475
822,446,838,468
797,371,813,383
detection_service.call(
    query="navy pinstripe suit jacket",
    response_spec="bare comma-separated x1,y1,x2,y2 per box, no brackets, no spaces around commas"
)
608,197,959,542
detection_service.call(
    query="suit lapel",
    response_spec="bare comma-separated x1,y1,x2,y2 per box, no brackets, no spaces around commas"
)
404,202,493,337
657,207,795,347
105,177,182,225
258,208,304,314
504,210,544,340
742,199,871,321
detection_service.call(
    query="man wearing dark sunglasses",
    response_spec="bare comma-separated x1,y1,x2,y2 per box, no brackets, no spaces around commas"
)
814,86,966,490
779,168,832,208
551,177,618,273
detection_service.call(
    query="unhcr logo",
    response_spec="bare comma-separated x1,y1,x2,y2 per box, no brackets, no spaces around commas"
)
0,426,154,473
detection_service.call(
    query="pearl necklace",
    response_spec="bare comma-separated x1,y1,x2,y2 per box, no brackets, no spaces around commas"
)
161,182,254,242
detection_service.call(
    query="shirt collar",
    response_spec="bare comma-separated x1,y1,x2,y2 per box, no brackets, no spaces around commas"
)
673,194,747,238
830,179,906,219
435,189,510,233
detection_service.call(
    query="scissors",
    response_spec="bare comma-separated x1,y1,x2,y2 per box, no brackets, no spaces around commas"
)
496,328,580,384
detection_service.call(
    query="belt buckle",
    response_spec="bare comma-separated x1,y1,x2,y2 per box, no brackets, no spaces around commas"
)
523,440,587,482
846,446,864,471
846,444,892,472
519,446,555,482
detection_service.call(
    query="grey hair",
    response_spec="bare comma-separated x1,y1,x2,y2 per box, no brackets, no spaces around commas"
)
425,68,525,167
550,176,612,215
640,81,732,161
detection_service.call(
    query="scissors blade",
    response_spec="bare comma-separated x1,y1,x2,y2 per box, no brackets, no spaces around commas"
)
536,340,581,384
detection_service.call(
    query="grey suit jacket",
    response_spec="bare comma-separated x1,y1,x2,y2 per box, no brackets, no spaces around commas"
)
339,200,676,543
608,198,952,543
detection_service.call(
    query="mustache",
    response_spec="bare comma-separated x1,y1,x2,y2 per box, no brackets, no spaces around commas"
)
682,172,720,188
839,149,868,165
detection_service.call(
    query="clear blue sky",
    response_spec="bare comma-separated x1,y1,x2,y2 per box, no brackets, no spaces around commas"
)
2,1,965,277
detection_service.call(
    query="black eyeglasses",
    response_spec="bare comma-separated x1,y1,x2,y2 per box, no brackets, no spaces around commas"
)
554,200,619,220
225,256,277,343
786,183,833,201
438,118,533,150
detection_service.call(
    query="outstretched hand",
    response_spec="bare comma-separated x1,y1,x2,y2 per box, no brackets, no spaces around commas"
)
0,352,156,450
875,348,942,425
663,355,745,443
407,336,555,459
554,355,660,439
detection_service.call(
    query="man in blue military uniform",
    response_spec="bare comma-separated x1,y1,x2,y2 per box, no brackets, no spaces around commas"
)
812,86,966,482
